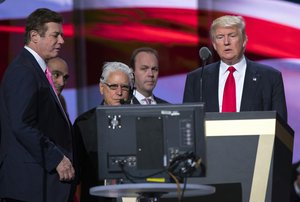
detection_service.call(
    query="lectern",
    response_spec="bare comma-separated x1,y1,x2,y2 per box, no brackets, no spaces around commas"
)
162,111,293,202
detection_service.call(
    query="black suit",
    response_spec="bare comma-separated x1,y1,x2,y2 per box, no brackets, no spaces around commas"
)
132,95,169,104
0,48,75,201
74,107,114,202
290,161,300,202
183,58,287,122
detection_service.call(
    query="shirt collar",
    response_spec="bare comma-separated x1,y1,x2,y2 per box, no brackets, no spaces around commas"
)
134,90,154,102
220,55,246,75
24,46,47,72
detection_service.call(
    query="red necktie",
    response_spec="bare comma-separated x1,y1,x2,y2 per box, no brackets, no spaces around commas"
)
222,66,236,112
45,67,56,94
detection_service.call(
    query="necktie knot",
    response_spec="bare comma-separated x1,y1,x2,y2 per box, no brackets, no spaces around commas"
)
45,68,50,77
45,67,56,94
228,66,236,74
143,97,152,105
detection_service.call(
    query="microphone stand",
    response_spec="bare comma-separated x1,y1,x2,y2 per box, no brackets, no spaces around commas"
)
198,46,212,103
199,59,207,103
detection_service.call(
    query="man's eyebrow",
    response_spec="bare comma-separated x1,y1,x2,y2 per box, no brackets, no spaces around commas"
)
52,70,65,74
52,31,64,36
141,65,150,68
141,65,158,69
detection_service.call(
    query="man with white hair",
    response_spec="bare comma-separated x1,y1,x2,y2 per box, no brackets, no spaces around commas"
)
74,62,133,202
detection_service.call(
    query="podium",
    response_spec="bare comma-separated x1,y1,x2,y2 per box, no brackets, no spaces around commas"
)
163,111,293,202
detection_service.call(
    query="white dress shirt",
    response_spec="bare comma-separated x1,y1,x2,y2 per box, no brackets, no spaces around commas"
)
133,90,157,105
218,56,247,112
24,46,47,72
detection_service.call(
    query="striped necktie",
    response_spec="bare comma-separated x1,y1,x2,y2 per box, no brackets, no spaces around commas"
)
143,97,152,105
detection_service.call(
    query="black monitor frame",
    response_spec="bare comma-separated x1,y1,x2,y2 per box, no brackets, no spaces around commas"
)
96,103,206,183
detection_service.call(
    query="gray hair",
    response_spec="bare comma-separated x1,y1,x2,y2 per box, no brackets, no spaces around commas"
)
210,15,246,41
100,62,133,85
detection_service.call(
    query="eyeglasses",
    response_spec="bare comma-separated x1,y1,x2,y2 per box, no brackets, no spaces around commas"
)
104,82,130,91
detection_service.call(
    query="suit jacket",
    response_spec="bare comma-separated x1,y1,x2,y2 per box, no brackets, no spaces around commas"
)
290,161,300,202
132,95,169,104
183,58,287,122
74,107,114,202
0,48,75,202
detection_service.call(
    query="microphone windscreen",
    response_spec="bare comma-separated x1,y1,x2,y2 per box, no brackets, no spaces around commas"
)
199,47,212,61
120,99,127,104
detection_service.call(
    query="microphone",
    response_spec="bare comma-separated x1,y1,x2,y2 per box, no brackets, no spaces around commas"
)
120,99,129,105
199,47,212,102
120,86,135,105
199,47,212,61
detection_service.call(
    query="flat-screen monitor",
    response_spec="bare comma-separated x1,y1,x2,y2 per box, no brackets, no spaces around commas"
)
96,103,206,183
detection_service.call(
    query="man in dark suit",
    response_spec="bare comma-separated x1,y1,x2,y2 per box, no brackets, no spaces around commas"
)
47,56,70,112
291,161,300,202
74,62,133,202
130,47,168,104
0,8,76,202
183,15,287,122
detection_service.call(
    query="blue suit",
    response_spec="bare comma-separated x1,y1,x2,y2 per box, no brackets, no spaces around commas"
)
0,48,75,201
183,58,287,122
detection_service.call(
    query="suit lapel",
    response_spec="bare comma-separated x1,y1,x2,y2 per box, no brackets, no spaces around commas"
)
204,63,220,112
39,64,69,123
132,97,141,104
24,49,70,125
240,59,261,111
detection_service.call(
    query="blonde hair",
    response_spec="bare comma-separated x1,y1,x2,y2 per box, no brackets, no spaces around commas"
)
210,15,246,41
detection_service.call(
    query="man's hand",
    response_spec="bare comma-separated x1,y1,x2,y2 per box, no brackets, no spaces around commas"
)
56,155,75,181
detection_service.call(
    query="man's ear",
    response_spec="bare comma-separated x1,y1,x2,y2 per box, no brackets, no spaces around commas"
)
212,42,217,51
99,83,104,95
243,35,248,48
30,30,39,43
